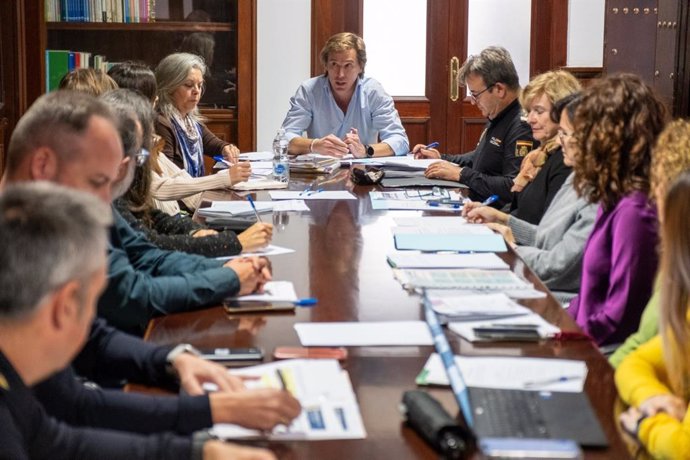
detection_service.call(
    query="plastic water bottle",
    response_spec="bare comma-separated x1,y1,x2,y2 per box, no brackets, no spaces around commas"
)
272,128,289,183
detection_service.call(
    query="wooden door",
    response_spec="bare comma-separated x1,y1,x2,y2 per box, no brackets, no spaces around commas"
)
311,1,569,154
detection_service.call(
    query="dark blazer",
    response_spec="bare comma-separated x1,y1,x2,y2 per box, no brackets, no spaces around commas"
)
0,349,193,460
98,207,239,335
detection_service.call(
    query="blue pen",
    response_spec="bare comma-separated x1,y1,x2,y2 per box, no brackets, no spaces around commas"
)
480,194,499,206
294,297,318,307
307,188,324,196
300,185,313,196
246,196,262,222
523,375,582,389
411,141,439,156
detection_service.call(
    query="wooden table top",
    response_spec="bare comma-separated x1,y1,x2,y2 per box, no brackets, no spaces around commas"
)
143,169,631,459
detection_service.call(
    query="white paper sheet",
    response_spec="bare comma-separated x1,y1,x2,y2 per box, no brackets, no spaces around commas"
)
211,359,366,440
238,151,274,161
417,353,587,392
294,321,433,346
270,190,357,200
394,216,469,226
214,245,295,261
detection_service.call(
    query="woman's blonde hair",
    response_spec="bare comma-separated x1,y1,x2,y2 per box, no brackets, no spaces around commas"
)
58,68,118,96
519,70,581,151
651,119,690,197
659,171,690,398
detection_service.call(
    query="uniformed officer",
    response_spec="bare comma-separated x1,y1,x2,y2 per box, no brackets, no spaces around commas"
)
414,46,535,206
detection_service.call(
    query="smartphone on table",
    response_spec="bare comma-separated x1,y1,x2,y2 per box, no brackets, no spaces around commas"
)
198,347,264,363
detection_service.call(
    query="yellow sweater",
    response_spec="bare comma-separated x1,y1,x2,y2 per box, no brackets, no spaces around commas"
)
615,335,690,459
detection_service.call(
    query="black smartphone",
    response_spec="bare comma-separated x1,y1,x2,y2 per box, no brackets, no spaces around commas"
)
473,327,541,341
198,347,264,362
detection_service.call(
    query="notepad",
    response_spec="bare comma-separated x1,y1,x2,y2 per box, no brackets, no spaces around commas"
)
394,233,507,252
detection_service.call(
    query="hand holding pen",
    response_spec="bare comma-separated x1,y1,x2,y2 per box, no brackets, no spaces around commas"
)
462,195,507,224
412,141,441,159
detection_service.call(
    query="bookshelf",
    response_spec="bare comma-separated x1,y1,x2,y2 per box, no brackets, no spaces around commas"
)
32,0,256,150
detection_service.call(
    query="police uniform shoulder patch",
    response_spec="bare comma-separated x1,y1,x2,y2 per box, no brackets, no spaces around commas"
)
515,140,533,157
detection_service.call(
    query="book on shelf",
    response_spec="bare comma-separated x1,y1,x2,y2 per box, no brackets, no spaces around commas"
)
45,49,112,91
45,0,156,23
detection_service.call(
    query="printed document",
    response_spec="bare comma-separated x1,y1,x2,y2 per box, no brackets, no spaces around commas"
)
211,359,366,440
416,353,587,392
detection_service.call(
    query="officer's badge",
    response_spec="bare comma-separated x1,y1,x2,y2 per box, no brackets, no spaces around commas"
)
515,140,533,157
490,137,502,147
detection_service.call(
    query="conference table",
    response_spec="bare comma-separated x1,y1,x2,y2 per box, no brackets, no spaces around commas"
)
143,168,631,459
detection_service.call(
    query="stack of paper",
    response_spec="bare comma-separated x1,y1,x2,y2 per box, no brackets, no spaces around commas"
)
211,359,366,440
289,154,341,174
416,353,587,392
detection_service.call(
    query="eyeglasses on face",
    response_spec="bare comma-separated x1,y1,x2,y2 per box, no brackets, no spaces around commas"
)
557,129,576,143
135,148,150,167
469,84,495,102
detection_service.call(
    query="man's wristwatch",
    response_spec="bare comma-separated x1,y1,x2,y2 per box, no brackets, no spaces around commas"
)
166,343,201,375
364,144,375,158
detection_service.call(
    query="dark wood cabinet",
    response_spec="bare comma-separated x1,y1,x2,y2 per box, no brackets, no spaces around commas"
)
604,0,690,115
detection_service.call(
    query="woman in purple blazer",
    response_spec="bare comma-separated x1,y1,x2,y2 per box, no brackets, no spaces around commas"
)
568,74,668,347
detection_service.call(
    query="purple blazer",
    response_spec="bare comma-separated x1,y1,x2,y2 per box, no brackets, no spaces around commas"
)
568,191,659,346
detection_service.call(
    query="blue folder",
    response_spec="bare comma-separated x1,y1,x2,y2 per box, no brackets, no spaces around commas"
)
394,233,507,253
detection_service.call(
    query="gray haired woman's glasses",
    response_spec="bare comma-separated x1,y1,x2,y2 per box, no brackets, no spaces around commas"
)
135,148,150,167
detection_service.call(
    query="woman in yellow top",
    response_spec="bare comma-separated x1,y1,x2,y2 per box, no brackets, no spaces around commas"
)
616,168,690,458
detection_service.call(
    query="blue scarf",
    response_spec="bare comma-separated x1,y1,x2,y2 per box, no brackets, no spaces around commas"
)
170,116,204,177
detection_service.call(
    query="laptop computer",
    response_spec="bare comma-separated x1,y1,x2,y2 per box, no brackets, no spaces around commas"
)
465,385,608,447
422,297,608,448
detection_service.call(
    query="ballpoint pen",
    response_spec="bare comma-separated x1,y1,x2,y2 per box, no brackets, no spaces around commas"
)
411,141,439,156
522,375,583,389
480,194,499,207
246,195,263,222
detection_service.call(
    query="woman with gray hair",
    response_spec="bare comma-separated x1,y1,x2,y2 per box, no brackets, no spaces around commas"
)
154,52,246,178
